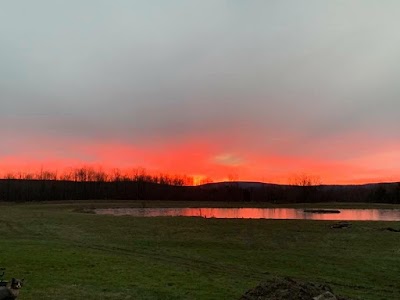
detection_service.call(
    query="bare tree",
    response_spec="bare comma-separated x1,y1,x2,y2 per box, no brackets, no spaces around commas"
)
289,173,322,203
290,173,321,186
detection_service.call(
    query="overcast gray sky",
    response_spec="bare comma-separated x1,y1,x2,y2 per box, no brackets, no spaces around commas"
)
1,1,400,183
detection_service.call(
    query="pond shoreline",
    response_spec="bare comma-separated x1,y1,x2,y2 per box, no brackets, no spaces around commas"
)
93,207,400,221
35,199,400,210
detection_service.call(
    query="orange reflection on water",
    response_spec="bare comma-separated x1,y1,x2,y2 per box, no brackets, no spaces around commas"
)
96,208,400,221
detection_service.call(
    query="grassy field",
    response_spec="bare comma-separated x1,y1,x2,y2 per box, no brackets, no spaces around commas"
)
0,201,399,299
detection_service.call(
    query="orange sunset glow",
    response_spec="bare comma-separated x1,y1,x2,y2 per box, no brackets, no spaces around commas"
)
1,134,399,184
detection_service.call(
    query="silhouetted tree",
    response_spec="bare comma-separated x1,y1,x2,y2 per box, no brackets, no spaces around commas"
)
290,174,321,203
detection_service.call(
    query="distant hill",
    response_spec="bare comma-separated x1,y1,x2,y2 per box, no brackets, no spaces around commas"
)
200,181,284,189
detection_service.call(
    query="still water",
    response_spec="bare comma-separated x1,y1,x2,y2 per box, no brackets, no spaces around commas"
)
95,207,400,221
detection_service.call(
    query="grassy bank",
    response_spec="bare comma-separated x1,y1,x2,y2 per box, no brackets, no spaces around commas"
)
0,201,399,299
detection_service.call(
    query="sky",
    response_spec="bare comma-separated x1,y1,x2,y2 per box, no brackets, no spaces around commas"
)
1,1,400,184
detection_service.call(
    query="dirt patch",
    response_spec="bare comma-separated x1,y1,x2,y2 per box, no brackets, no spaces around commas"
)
240,277,351,300
72,207,96,214
380,227,400,232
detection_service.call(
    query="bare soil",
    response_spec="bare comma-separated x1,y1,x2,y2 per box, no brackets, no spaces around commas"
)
240,277,351,300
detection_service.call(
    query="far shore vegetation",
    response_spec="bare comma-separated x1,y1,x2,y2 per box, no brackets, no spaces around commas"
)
0,167,399,204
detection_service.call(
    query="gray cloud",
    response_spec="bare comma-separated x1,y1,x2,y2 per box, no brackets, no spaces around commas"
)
1,0,400,165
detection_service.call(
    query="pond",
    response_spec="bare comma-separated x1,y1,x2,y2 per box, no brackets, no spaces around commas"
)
95,207,400,221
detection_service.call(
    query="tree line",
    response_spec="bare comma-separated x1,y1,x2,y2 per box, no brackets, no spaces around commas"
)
2,167,196,186
0,178,399,204
0,167,399,204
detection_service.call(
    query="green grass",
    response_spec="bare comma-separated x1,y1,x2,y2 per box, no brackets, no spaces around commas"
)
0,201,399,299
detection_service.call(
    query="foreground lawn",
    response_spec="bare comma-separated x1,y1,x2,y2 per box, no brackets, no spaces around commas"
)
0,201,399,299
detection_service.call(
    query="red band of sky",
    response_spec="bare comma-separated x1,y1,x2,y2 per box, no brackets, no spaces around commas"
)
1,133,399,185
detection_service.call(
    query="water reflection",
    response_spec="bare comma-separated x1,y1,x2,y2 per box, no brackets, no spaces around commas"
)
95,208,400,221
